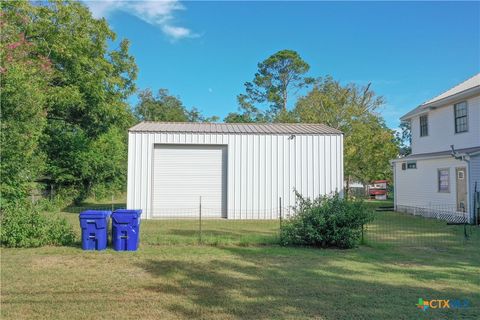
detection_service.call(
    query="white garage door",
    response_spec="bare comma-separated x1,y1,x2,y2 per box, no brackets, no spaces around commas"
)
152,145,227,218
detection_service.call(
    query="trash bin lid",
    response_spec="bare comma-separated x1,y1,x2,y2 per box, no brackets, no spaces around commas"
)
113,209,142,218
79,210,111,219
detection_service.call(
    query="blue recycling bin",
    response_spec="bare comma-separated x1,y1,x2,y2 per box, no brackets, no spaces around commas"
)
79,210,111,250
111,209,142,251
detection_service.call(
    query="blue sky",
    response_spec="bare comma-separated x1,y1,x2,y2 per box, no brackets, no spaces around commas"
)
85,1,480,129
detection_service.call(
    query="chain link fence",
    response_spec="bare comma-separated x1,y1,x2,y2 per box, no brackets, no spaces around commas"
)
65,202,288,246
65,198,478,247
364,205,478,247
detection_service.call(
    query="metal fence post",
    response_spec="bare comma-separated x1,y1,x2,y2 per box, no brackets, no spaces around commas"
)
361,224,364,244
199,196,202,244
279,197,282,233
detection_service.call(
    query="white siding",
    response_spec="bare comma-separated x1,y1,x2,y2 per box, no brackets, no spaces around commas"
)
470,154,480,221
471,155,480,193
127,132,344,219
410,95,480,154
394,157,468,212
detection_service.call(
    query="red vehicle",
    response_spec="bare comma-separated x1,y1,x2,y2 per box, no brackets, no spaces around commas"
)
368,180,388,200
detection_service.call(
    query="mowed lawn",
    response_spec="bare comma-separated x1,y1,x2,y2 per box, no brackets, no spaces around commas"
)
1,202,479,319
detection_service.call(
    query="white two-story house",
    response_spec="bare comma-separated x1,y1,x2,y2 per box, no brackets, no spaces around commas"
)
392,73,480,224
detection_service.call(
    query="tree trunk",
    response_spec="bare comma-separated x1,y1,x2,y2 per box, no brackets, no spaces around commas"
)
345,176,350,200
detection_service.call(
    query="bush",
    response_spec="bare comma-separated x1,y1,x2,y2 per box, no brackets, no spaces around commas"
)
36,186,80,213
89,184,125,202
0,202,76,247
280,193,373,249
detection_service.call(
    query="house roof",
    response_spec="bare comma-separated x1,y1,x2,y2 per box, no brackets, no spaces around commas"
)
400,73,480,121
129,121,342,135
391,146,480,162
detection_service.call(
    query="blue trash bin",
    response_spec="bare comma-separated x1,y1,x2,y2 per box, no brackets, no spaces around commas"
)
79,210,111,250
111,209,142,251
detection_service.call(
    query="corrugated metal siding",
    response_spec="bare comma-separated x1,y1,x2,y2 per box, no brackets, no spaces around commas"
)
127,132,344,219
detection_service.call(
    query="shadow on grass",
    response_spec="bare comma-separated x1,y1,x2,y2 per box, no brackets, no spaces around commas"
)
136,246,480,319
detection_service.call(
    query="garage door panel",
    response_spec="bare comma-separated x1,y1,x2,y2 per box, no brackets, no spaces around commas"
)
152,145,227,218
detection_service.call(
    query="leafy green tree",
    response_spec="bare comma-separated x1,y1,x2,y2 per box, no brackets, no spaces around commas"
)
294,77,399,192
229,50,314,122
83,127,129,199
224,99,267,123
224,112,258,123
135,88,219,122
345,116,399,186
0,6,52,206
187,107,219,123
396,121,412,156
135,89,190,122
0,4,77,246
2,1,138,202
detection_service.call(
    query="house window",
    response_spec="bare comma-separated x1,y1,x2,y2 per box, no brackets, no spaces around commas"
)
454,102,468,133
438,169,450,193
407,161,417,169
419,115,428,137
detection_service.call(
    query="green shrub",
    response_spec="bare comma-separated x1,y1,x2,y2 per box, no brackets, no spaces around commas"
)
89,184,125,203
280,193,373,249
36,186,80,213
0,202,76,247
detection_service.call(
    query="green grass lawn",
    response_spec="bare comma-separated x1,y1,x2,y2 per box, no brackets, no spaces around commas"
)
1,200,479,319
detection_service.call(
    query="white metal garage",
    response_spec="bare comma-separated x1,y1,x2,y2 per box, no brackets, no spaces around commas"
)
127,122,343,219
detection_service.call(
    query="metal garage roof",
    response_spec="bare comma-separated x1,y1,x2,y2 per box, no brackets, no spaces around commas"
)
129,121,342,135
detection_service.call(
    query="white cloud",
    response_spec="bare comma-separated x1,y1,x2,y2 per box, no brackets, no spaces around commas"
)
162,25,191,39
85,0,196,40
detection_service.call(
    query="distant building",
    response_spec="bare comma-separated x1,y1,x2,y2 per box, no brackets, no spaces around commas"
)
127,122,343,219
392,74,480,223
